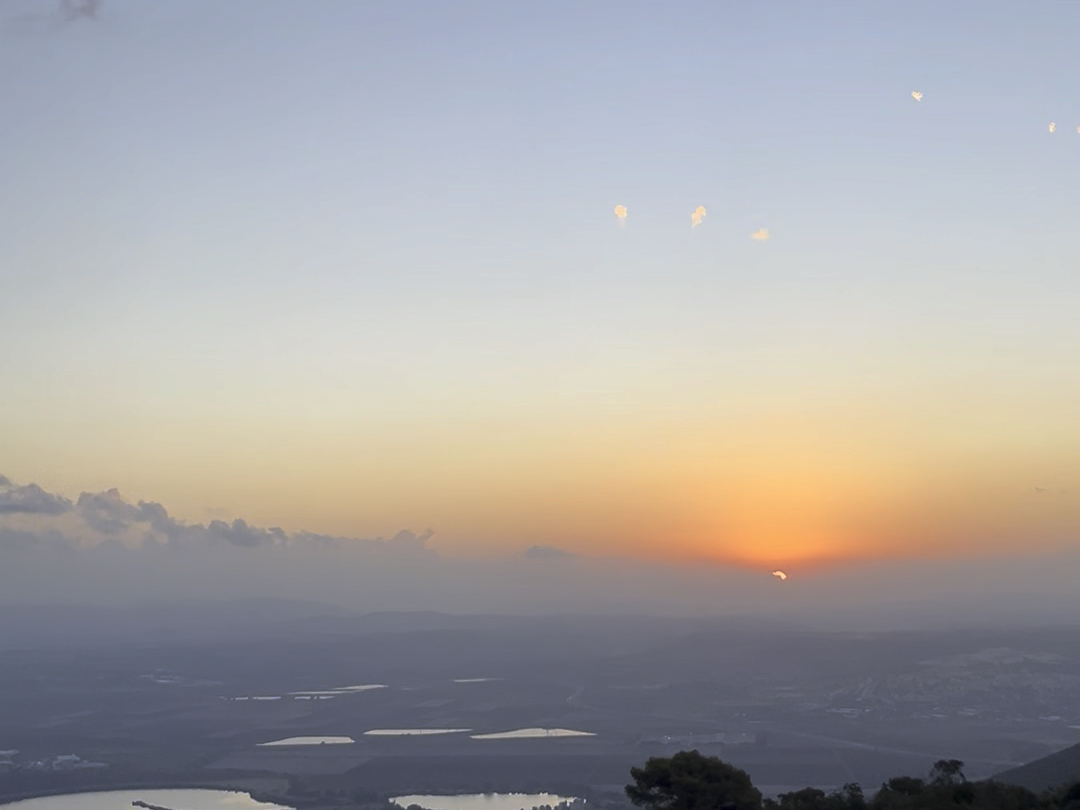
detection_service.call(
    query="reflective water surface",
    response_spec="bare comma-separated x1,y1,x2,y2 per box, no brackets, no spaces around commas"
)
364,729,471,736
0,789,291,810
469,728,594,739
257,735,355,746
392,794,576,810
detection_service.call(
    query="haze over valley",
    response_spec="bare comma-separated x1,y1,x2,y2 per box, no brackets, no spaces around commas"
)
3,0,1080,807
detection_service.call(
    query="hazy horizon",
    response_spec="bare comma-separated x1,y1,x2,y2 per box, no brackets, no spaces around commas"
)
3,473,1079,630
2,0,1079,620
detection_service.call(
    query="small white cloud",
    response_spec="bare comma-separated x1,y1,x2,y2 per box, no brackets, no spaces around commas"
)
911,91,923,101
1048,122,1056,133
690,205,707,228
750,228,769,241
772,570,788,581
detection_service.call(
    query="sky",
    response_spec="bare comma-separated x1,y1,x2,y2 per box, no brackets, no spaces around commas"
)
2,0,1079,589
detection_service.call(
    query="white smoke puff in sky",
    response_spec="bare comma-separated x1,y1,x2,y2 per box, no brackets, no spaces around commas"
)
1048,122,1056,133
690,205,707,228
750,228,769,241
772,570,788,581
911,91,923,101
613,204,627,227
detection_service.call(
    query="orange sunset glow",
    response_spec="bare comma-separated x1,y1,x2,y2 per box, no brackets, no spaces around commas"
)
2,0,1079,623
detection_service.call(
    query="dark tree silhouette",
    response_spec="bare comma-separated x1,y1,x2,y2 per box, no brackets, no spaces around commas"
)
879,776,925,798
930,760,968,786
766,783,866,810
775,788,828,810
626,750,762,810
622,749,1079,810
1057,782,1080,810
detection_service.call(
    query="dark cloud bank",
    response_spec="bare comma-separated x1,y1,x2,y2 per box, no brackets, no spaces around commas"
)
1,475,1079,629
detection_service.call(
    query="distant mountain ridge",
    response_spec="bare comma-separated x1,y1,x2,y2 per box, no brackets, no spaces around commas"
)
997,741,1080,791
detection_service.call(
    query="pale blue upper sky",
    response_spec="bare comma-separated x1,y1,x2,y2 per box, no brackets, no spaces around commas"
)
2,1,1079,550
4,0,1079,387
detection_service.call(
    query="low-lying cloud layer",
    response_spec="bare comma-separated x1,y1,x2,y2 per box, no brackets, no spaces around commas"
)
2,475,1079,628
0,476,432,554
0,480,70,515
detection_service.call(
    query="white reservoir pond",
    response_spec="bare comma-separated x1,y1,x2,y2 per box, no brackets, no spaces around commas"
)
226,684,386,702
392,794,577,810
256,729,595,745
289,684,386,697
257,735,355,746
0,789,582,810
364,729,472,736
470,728,594,739
0,789,289,810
